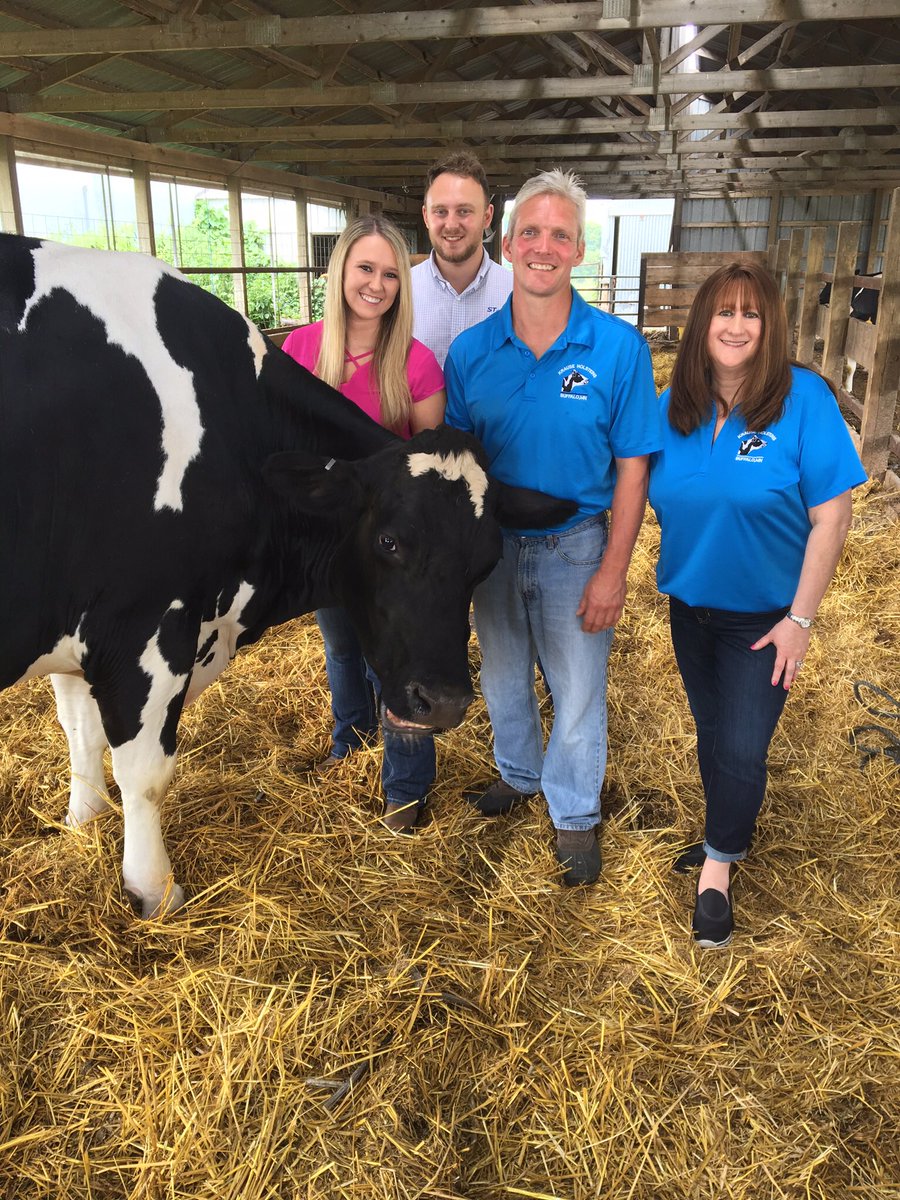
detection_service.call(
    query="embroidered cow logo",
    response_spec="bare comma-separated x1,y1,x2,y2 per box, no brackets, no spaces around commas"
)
734,429,776,463
561,370,588,394
738,435,765,457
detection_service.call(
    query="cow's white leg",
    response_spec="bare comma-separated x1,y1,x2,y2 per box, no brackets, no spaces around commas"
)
110,733,184,919
103,610,193,918
51,673,113,825
844,357,857,393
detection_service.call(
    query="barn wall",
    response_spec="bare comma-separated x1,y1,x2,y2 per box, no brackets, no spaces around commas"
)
679,191,886,273
680,195,771,253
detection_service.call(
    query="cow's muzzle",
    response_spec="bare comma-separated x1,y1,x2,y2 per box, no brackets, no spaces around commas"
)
383,683,475,736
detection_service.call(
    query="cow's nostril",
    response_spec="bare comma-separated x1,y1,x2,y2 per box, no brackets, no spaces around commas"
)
407,685,433,716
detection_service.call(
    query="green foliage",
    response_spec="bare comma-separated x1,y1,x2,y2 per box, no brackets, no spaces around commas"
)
310,274,327,323
155,198,304,328
65,225,140,252
573,220,604,306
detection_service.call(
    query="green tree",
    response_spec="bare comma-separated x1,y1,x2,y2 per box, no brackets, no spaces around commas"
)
154,197,307,327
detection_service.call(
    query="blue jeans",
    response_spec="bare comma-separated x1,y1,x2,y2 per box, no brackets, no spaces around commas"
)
315,606,435,806
669,597,791,862
472,514,613,830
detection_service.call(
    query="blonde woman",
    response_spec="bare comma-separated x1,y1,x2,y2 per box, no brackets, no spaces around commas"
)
282,216,445,833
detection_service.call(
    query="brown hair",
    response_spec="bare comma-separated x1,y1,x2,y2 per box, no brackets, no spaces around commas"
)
424,152,491,206
667,261,792,434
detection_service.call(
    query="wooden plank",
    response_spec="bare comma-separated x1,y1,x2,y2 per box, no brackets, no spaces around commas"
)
637,255,648,335
766,191,781,264
822,221,862,386
0,112,412,212
771,237,790,290
843,318,877,369
148,108,900,145
4,3,900,57
227,178,247,317
796,226,826,364
11,64,900,115
640,250,767,331
131,159,155,256
859,186,900,477
866,188,888,271
784,227,806,332
0,134,22,233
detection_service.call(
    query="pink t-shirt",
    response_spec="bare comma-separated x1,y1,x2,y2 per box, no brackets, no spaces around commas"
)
281,320,444,440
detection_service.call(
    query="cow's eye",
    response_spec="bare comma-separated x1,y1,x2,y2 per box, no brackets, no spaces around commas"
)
378,534,397,553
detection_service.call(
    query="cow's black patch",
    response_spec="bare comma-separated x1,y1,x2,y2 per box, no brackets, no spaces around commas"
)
0,233,41,333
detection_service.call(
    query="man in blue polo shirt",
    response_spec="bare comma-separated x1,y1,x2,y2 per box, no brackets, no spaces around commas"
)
411,152,513,368
444,169,661,885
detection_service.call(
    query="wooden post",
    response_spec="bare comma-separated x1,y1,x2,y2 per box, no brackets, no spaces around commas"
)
822,220,861,388
770,237,790,296
294,188,310,324
866,188,886,272
0,135,22,233
796,225,826,365
765,189,780,266
132,160,156,255
783,227,805,336
859,186,900,479
227,176,247,316
669,190,684,252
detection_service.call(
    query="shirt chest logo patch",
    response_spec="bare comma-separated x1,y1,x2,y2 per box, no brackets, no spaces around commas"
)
735,429,777,462
558,362,596,400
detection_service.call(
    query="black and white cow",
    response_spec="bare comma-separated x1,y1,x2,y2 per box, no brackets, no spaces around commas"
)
818,273,881,323
0,234,574,917
818,272,882,392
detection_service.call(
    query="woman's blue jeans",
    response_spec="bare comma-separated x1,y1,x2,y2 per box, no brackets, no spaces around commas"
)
669,597,791,862
314,606,435,806
472,514,612,831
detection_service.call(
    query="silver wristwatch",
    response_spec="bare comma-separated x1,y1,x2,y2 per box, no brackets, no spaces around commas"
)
787,611,814,629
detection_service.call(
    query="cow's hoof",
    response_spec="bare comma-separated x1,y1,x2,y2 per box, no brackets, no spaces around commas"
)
65,800,114,827
124,882,186,919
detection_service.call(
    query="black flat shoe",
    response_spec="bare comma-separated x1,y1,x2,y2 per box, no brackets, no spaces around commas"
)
673,842,705,873
692,887,734,948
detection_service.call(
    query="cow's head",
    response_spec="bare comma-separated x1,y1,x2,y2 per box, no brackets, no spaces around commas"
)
264,426,576,734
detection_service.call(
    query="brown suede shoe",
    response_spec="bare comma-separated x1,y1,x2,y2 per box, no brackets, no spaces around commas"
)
380,800,421,836
555,827,601,886
314,754,344,775
463,778,531,817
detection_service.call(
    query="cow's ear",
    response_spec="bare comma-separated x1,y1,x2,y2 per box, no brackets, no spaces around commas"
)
491,481,579,529
262,451,362,514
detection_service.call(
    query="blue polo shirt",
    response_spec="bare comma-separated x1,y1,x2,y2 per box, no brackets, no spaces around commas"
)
648,366,867,611
444,290,661,532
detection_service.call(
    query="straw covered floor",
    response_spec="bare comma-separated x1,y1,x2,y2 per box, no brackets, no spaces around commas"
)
1,349,899,1199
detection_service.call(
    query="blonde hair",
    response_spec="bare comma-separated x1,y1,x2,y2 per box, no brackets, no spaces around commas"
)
315,215,414,432
507,168,587,243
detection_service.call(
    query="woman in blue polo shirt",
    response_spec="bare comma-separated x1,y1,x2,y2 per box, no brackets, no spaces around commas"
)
649,261,866,949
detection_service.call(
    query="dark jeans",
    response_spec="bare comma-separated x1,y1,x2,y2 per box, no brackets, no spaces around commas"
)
669,597,791,862
315,606,435,806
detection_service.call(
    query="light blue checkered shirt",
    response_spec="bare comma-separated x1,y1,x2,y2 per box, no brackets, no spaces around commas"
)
411,248,513,368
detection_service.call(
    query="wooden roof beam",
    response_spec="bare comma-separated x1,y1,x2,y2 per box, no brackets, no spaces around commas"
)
3,2,900,57
13,63,900,114
153,106,900,145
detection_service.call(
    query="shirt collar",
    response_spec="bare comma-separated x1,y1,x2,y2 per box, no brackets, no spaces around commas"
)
427,246,493,294
491,287,594,352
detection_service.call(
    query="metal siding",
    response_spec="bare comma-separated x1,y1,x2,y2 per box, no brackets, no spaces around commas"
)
614,212,672,324
681,195,769,253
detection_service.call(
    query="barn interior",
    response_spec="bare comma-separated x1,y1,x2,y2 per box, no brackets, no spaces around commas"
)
0,4,898,1199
